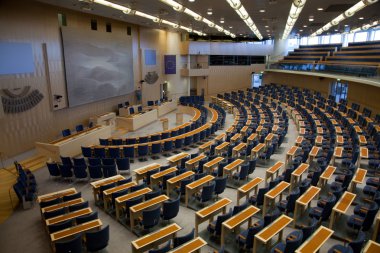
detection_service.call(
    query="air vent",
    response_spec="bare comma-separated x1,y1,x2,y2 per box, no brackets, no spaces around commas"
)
324,4,355,12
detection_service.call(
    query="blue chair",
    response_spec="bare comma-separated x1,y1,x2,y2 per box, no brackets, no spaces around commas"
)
214,177,227,198
62,128,71,137
85,225,110,252
145,168,160,185
123,146,135,162
208,210,232,237
147,101,154,106
236,220,264,249
60,156,73,167
249,186,269,206
109,147,121,158
149,241,171,253
44,207,66,219
327,245,353,253
347,202,378,231
58,164,73,180
138,105,142,112
145,189,162,200
162,195,180,222
89,165,103,180
102,158,115,166
177,178,193,195
141,206,161,230
233,201,249,215
73,157,86,166
151,134,161,142
270,230,303,253
76,211,98,224
232,163,250,182
297,218,318,242
102,164,117,178
163,140,173,156
118,177,132,185
39,198,60,208
47,162,61,178
69,201,89,212
73,165,88,180
138,145,149,161
75,124,84,132
196,182,215,204
126,138,137,145
125,196,144,218
63,192,81,202
116,157,130,174
160,173,176,190
81,146,92,158
94,147,106,158
309,194,336,221
48,219,73,234
151,143,162,160
276,187,300,214
55,234,82,253
173,228,195,248
88,157,101,166
131,183,147,192
347,231,366,253
98,183,115,203
112,138,123,145
129,107,135,114
175,138,184,150
110,189,129,212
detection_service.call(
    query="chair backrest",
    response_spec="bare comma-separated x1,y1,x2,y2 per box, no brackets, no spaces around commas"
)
44,207,65,219
138,145,149,156
55,234,82,253
76,211,98,225
39,198,60,208
200,182,215,202
179,178,194,194
173,228,195,248
58,164,73,178
256,187,269,205
73,165,87,179
116,158,130,171
214,211,232,235
109,147,121,158
62,129,71,137
48,219,73,234
102,164,117,178
89,165,103,179
194,172,206,181
284,231,303,253
286,187,300,212
129,107,135,114
162,195,180,220
81,146,92,158
85,225,110,252
100,138,109,146
214,177,227,195
142,206,161,229
238,163,250,179
47,162,60,177
75,124,84,132
125,196,144,214
151,143,162,153
88,157,101,166
362,202,379,231
148,241,171,253
301,218,318,242
232,201,249,215
111,189,129,207
130,183,146,192
62,192,81,202
60,156,73,167
145,189,162,200
69,201,89,212
102,158,115,166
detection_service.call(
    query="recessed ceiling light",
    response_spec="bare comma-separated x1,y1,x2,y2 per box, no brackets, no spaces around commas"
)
266,30,270,32
188,0,195,2
303,25,307,28
309,17,314,22
207,9,212,15
229,26,233,29
239,33,243,35
359,17,364,20
334,29,338,31
259,10,265,13
317,8,323,11
300,29,303,32
220,19,224,23
344,24,349,27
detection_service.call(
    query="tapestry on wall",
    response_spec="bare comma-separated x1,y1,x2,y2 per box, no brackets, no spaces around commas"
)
164,55,176,75
61,27,134,107
1,86,43,113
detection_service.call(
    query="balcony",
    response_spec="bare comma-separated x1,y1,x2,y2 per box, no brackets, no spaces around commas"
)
180,62,209,77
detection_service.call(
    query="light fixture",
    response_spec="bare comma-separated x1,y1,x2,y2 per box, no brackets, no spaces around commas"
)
220,20,225,23
303,25,307,27
225,0,263,40
311,0,378,36
188,0,195,2
359,17,364,19
229,26,233,28
281,0,308,40
309,16,314,22
207,9,213,15
300,29,303,32
350,20,379,33
259,9,265,13
317,8,323,11
159,0,235,37
92,0,206,35
265,25,269,28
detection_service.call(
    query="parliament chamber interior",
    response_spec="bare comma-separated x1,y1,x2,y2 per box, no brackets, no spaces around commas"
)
1,0,380,252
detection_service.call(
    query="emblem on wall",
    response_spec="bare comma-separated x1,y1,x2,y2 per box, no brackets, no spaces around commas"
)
144,71,159,84
1,86,43,113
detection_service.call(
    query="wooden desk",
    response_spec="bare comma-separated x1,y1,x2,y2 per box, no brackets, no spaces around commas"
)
263,182,290,217
91,175,125,202
272,125,279,133
318,166,336,188
315,136,323,146
195,198,232,236
286,146,299,165
336,135,344,146
295,226,333,253
264,133,275,147
331,119,338,126
317,127,324,135
364,240,380,253
215,142,230,155
233,143,246,157
134,163,161,183
203,157,224,174
225,126,235,134
215,133,226,142
168,237,207,253
103,182,136,210
221,206,260,246
299,128,306,135
358,147,369,167
223,159,245,177
251,143,266,159
290,163,309,191
256,126,264,134
117,109,158,131
89,112,116,130
131,223,181,253
198,141,213,153
166,171,195,196
161,118,169,131
315,120,321,127
373,212,380,241
186,154,206,170
167,152,190,167
329,191,356,229
185,175,214,207
335,126,342,134
308,146,320,163
247,133,258,145
295,136,304,146
51,219,102,242
349,168,367,193
354,125,363,134
41,198,84,213
129,195,169,229
38,188,77,203
265,161,285,184
36,125,112,161
115,188,152,220
46,207,92,226
332,147,343,166
241,126,249,136
293,186,320,227
237,177,264,205
150,167,178,188
359,135,367,146
254,215,293,253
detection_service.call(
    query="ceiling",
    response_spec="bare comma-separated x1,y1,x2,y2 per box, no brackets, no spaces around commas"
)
37,0,380,40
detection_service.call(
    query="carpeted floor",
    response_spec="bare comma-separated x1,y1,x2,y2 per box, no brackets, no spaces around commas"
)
0,106,351,253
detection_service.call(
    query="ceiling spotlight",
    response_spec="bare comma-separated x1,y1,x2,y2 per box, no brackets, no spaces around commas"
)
309,17,314,22
344,24,349,27
259,9,265,13
207,9,212,15
317,8,323,11
300,29,303,32
239,33,243,35
265,25,269,28
220,18,225,23
359,17,364,20
188,0,195,2
334,29,338,31
229,26,233,28
303,25,307,27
